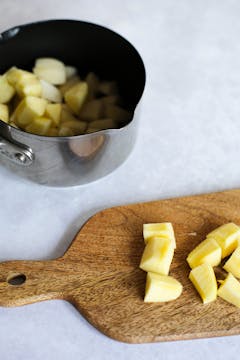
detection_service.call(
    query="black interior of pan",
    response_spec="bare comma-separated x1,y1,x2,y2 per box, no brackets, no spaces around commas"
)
0,20,146,112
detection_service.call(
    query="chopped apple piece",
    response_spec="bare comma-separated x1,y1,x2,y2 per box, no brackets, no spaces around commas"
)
139,237,174,275
88,119,116,130
6,67,34,86
223,246,240,278
60,106,78,123
0,104,9,123
0,75,15,103
9,122,19,128
13,96,47,127
65,65,77,79
99,81,118,95
86,72,99,100
144,272,182,302
79,99,104,121
104,104,131,124
58,126,75,136
189,263,217,304
143,223,176,248
62,120,87,135
207,223,240,258
16,76,42,97
64,82,88,114
59,76,80,96
218,273,240,307
25,116,52,135
187,238,221,269
33,58,66,85
86,127,99,134
45,104,62,126
40,79,62,103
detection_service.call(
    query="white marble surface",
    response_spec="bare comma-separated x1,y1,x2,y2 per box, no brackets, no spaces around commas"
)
1,0,240,358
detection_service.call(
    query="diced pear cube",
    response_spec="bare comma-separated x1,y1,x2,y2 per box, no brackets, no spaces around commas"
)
223,246,240,278
189,263,217,304
143,223,176,248
144,272,182,302
45,104,62,126
59,76,80,96
139,237,174,275
33,58,66,85
187,238,222,269
6,67,34,86
0,104,9,123
218,273,240,308
104,104,131,124
65,65,77,79
207,223,240,258
99,81,118,95
86,127,99,134
16,76,42,97
13,96,47,127
79,99,104,121
40,79,62,103
58,126,75,137
60,106,77,123
0,75,15,103
64,82,88,114
62,120,87,135
86,72,99,100
25,116,52,135
88,119,116,130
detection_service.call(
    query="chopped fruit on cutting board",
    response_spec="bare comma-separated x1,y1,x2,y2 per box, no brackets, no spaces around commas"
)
218,273,240,308
189,263,217,304
139,222,182,303
0,57,132,136
144,272,182,302
223,246,240,278
187,238,222,269
207,222,240,258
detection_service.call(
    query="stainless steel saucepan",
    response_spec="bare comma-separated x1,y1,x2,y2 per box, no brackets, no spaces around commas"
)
0,20,146,186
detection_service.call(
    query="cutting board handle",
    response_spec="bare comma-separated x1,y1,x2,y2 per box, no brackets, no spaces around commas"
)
0,258,69,307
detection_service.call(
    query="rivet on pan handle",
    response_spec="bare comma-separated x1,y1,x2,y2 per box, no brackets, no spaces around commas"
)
0,135,34,166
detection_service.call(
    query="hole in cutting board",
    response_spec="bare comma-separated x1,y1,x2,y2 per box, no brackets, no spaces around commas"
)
7,274,26,286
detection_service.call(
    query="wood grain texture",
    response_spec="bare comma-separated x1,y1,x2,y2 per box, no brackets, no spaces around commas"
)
1,189,240,343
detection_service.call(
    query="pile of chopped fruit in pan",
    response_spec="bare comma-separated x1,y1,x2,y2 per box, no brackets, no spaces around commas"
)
0,58,131,136
139,222,240,308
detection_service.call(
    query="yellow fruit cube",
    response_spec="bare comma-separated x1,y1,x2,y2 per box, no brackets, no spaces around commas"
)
189,263,217,304
58,126,75,137
0,104,9,123
223,246,240,278
59,76,80,96
86,127,99,134
15,76,42,97
6,67,34,86
218,273,240,308
40,79,62,103
88,119,116,130
139,237,174,275
79,99,104,121
0,75,15,103
144,272,182,302
13,96,47,127
64,82,88,114
33,58,66,85
143,223,176,248
207,223,240,258
25,117,52,136
62,120,87,135
187,238,222,269
45,104,62,126
46,128,59,137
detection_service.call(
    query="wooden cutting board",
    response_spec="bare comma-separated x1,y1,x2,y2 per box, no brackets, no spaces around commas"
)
1,189,240,343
